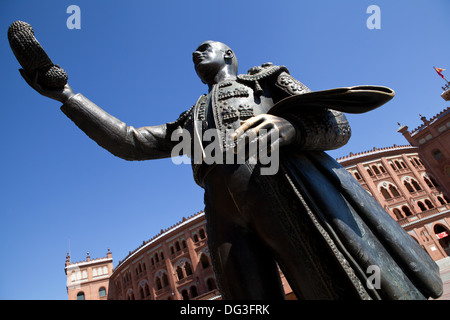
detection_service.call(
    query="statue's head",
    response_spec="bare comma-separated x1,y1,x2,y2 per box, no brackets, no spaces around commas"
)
192,41,238,85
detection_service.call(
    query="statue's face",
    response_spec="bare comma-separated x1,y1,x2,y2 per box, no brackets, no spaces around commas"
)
193,41,235,84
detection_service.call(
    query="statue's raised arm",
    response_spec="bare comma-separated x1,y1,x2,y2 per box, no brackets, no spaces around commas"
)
9,20,180,161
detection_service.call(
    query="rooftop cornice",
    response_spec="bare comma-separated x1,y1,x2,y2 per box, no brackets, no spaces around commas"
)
336,144,418,164
65,257,113,270
112,211,205,273
409,107,450,135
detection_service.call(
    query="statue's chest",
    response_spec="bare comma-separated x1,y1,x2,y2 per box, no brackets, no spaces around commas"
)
190,79,275,153
207,80,274,131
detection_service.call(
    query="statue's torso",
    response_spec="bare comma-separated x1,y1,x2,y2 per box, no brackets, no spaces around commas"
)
199,78,276,151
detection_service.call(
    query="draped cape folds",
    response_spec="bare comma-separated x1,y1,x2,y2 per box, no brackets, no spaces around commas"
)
270,86,443,299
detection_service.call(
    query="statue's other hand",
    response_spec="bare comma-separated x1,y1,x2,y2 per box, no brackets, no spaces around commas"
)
19,68,75,103
231,114,296,155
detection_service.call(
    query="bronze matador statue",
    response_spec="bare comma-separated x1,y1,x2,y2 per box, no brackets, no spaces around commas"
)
12,27,442,299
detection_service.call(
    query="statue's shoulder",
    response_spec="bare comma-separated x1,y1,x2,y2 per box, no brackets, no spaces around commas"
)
166,103,197,131
238,62,310,96
237,62,289,82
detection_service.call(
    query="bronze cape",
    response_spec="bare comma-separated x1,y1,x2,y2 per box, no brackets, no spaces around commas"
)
265,87,443,299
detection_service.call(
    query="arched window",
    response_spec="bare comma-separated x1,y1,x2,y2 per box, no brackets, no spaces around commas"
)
170,246,175,255
434,224,448,235
154,253,159,262
437,196,446,205
404,181,414,193
434,224,450,255
200,254,210,269
139,286,145,300
372,165,380,175
144,283,150,297
176,266,184,280
402,206,412,216
390,163,397,171
185,262,193,276
392,208,403,220
417,201,426,212
162,273,169,287
354,172,362,180
380,186,391,200
99,287,107,298
175,241,181,252
156,277,162,290
429,175,439,187
432,149,444,161
389,184,400,197
395,160,401,169
425,199,434,209
423,177,434,188
77,292,85,300
193,234,199,242
190,286,198,298
379,165,386,173
367,168,374,177
207,278,217,291
414,158,421,166
411,179,422,191
199,229,206,239
181,289,189,300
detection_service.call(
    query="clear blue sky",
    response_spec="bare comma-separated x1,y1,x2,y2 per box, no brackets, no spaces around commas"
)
1,0,449,300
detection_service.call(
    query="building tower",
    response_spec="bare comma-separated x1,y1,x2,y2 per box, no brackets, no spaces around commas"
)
442,82,450,101
433,66,450,101
65,249,113,300
397,109,450,198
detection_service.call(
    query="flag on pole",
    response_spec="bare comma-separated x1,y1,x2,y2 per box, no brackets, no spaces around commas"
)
434,66,446,80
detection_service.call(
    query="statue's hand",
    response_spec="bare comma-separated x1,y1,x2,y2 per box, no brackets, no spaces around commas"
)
19,69,75,103
231,114,296,155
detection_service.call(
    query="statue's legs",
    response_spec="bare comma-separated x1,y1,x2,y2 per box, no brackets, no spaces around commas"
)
203,162,364,300
203,163,286,300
